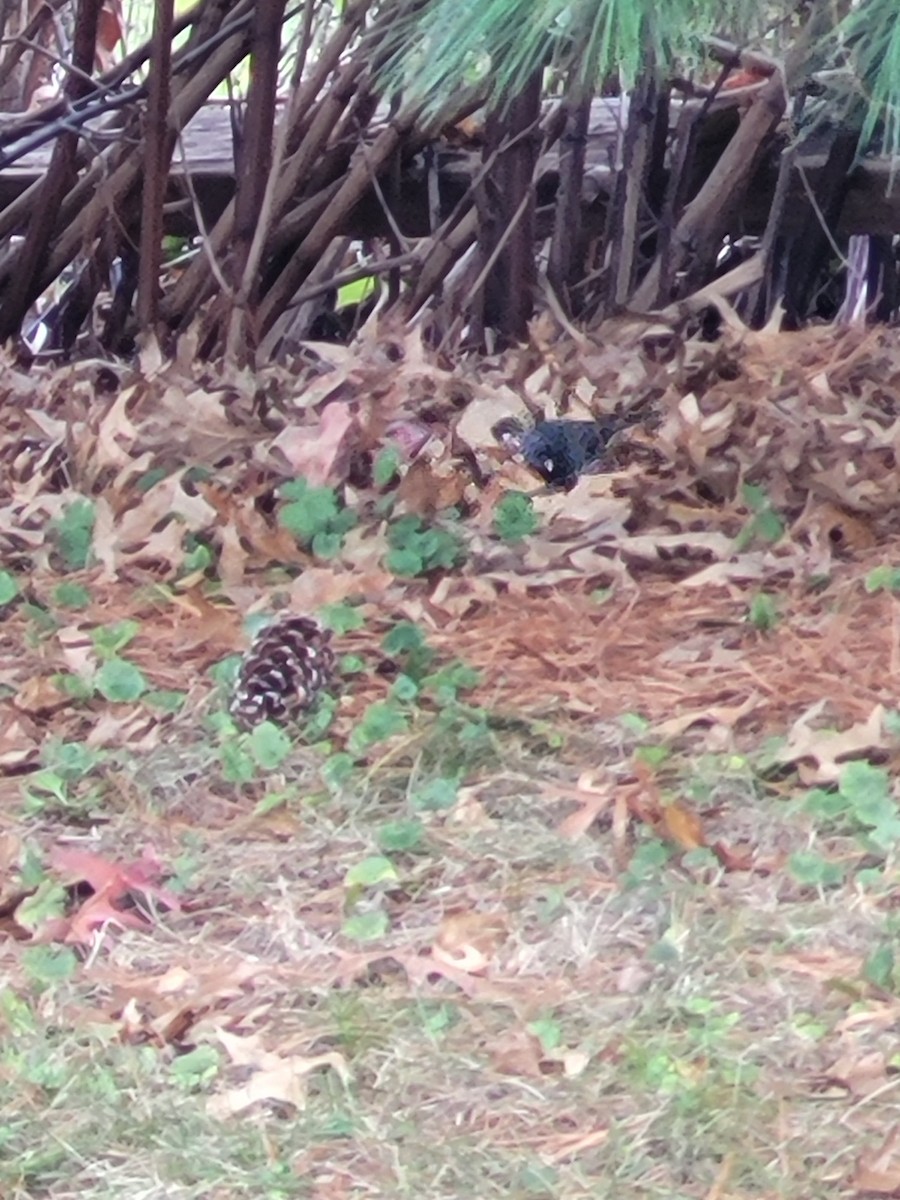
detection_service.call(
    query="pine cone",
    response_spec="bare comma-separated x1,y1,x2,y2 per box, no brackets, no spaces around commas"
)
231,615,335,729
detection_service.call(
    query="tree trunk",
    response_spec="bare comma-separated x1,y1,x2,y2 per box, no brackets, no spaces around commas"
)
0,0,102,341
476,70,543,344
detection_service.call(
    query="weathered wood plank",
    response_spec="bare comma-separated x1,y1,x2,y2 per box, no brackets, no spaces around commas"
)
0,97,897,238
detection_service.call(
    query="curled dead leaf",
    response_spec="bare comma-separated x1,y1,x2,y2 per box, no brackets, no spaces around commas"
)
432,911,508,975
661,801,706,851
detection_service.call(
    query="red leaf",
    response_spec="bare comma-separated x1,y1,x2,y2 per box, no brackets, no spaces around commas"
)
49,844,181,911
65,892,150,945
51,846,123,894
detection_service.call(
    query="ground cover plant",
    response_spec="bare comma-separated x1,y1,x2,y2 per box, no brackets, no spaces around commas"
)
5,314,900,1198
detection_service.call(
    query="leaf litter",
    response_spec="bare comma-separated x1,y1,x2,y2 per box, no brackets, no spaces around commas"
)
3,313,900,1196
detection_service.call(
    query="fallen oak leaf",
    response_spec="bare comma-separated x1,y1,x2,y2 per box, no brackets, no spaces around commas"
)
654,693,761,738
49,844,182,912
207,1029,350,1117
0,706,41,773
547,772,614,840
489,1028,545,1077
13,674,71,716
271,402,358,485
396,951,568,1009
41,844,181,946
709,840,767,872
776,703,887,784
0,832,25,908
64,891,152,944
209,1062,309,1116
116,960,262,1046
49,845,137,893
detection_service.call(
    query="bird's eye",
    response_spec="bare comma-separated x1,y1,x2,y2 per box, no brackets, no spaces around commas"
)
543,457,554,473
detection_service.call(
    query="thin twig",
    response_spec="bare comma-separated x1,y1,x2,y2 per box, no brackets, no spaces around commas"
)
359,136,410,251
288,250,417,307
171,132,232,298
0,0,70,93
795,161,851,269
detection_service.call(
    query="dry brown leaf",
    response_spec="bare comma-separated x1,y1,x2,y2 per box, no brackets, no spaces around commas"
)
823,1049,889,1097
398,952,567,1010
853,1129,900,1196
710,841,763,872
396,455,470,515
454,389,530,451
0,704,40,773
432,911,508,975
56,625,97,678
85,708,161,749
661,801,706,851
447,785,492,827
837,1003,900,1035
553,774,614,839
776,703,886,783
0,831,24,908
271,403,358,485
216,520,249,585
489,1029,544,1077
620,530,735,564
285,564,394,610
13,674,71,715
530,480,627,524
559,1048,591,1077
680,556,766,587
793,498,877,552
209,1029,350,1117
654,693,760,737
137,333,163,378
94,386,140,468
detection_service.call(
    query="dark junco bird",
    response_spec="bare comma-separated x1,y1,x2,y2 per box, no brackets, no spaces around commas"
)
496,416,634,490
520,420,613,489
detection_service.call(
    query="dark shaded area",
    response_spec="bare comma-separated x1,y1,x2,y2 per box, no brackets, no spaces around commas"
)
0,4,894,360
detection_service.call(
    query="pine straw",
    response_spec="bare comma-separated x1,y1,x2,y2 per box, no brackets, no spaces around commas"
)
440,558,900,736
